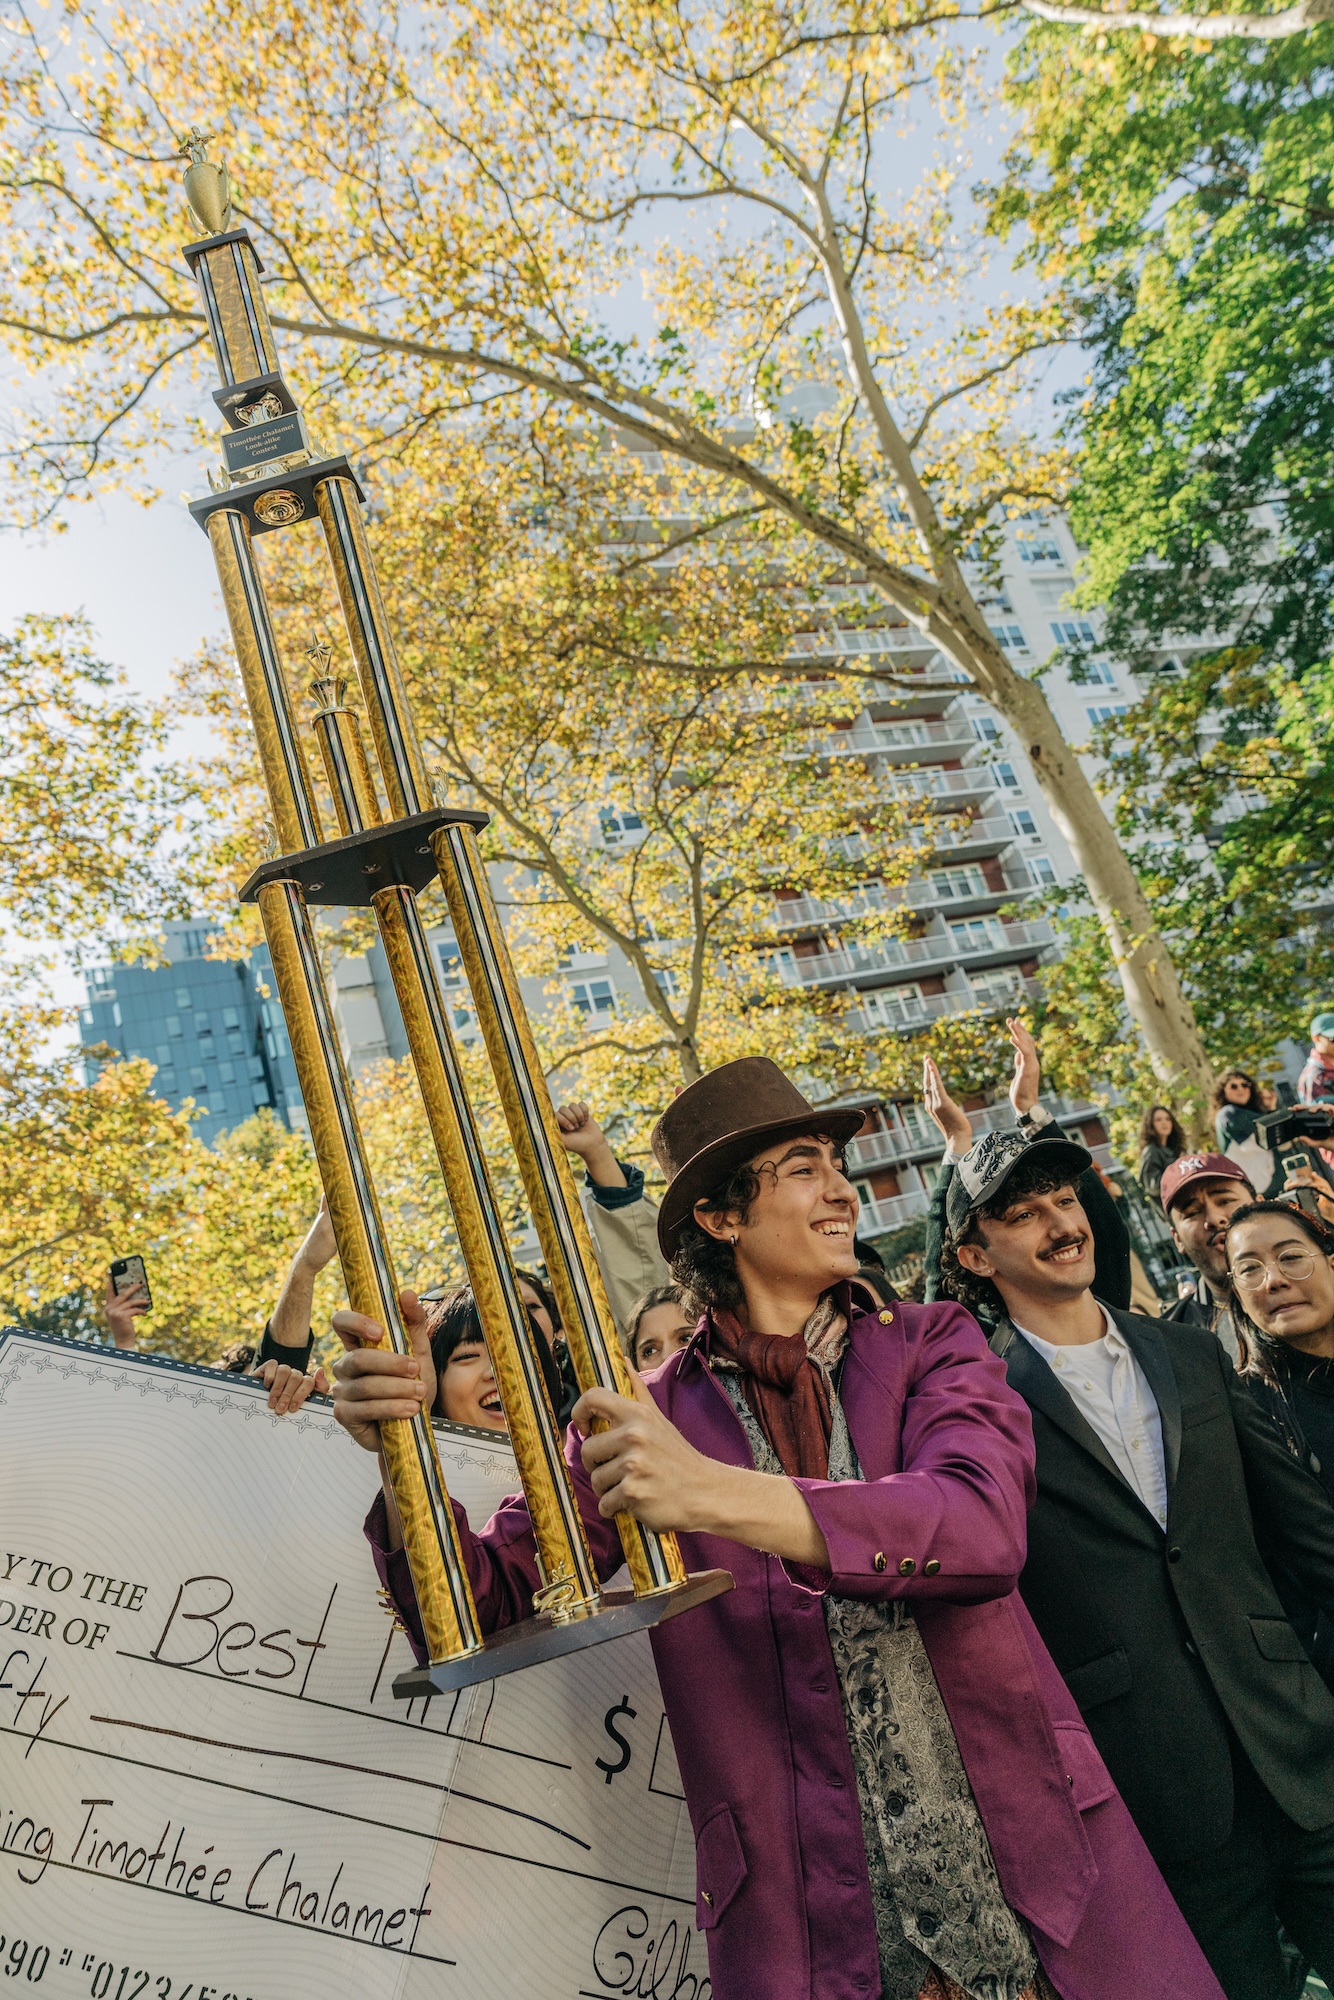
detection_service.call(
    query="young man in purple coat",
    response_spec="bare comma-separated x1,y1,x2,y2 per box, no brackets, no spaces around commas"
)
332,1058,1222,2000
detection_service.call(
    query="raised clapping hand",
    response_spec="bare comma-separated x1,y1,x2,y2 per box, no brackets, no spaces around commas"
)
922,1056,974,1156
1006,1015,1041,1119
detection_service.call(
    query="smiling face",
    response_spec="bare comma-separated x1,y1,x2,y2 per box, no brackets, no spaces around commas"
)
955,1180,1094,1311
438,1338,507,1431
632,1301,696,1371
1227,1211,1334,1357
698,1131,860,1300
1169,1177,1253,1288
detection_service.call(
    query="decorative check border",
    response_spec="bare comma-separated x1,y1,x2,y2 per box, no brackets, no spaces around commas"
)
0,1327,518,1474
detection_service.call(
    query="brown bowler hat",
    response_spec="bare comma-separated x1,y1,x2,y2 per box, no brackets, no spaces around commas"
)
651,1057,865,1257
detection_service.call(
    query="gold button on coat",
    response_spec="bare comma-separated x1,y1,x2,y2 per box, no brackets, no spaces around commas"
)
873,1551,887,1573
878,1309,894,1324
898,1557,916,1576
702,1890,714,1907
924,1559,941,1577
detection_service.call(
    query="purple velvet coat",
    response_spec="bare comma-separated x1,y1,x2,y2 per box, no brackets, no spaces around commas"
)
369,1296,1224,2000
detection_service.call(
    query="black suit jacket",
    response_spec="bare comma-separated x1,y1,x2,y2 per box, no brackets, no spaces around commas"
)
991,1306,1334,1864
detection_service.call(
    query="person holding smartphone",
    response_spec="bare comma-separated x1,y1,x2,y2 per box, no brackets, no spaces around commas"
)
105,1256,150,1350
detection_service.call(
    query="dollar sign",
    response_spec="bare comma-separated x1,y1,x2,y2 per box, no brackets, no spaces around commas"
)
595,1696,637,1784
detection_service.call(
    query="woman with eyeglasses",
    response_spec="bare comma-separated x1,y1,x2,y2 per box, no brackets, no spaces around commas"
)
1226,1200,1334,1686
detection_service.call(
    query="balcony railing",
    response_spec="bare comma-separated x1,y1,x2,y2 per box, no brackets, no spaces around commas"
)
877,767,996,808
783,919,1053,989
774,867,1037,933
858,1189,931,1232
813,718,977,763
843,977,1045,1036
846,1093,1101,1172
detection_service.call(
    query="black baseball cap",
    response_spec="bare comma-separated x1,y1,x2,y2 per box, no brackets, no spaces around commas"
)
945,1130,1093,1240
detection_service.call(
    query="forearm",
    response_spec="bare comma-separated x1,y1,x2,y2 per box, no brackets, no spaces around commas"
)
269,1256,318,1352
683,1462,829,1568
579,1135,627,1188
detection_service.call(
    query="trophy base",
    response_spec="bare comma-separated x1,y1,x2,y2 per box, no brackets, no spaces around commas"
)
391,1569,735,1696
238,805,490,909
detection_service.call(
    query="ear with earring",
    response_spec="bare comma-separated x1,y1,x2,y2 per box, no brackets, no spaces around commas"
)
730,1233,738,1245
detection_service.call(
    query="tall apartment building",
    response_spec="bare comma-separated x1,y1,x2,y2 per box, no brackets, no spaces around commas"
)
79,920,305,1143
772,509,1126,1247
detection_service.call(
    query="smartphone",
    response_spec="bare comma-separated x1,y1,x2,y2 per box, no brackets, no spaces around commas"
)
1283,1148,1315,1180
109,1255,152,1309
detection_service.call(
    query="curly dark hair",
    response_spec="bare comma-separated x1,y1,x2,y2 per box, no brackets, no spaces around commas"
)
1211,1069,1262,1117
670,1134,852,1315
1224,1198,1334,1388
1138,1104,1186,1154
938,1153,1087,1324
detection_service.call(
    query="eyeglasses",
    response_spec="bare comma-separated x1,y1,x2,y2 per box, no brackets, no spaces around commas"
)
1231,1249,1319,1290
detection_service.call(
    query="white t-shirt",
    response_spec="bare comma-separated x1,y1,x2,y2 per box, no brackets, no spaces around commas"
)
1013,1306,1168,1530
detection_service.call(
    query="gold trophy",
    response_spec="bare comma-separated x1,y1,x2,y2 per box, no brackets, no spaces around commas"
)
174,135,731,1694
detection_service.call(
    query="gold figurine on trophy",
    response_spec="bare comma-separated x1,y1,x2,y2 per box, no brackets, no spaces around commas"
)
174,135,731,1693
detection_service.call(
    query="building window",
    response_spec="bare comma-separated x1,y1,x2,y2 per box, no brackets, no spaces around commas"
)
222,1008,240,1030
1028,854,1058,887
1050,620,1097,648
930,866,988,900
989,624,1029,653
1020,538,1064,564
1086,704,1129,727
991,762,1021,792
654,968,680,999
600,810,647,849
218,1062,236,1084
570,978,617,1017
949,917,1006,948
1009,809,1038,837
969,965,1025,1004
174,988,193,1009
971,715,1001,745
188,1067,206,1088
861,985,925,1027
166,1015,182,1039
1084,659,1116,687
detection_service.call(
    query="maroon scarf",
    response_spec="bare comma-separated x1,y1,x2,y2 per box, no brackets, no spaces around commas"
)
709,1307,833,1480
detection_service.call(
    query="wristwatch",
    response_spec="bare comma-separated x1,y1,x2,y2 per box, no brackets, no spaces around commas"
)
1017,1103,1054,1139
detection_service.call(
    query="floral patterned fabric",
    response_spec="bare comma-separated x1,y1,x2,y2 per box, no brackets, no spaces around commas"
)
719,1372,1042,2000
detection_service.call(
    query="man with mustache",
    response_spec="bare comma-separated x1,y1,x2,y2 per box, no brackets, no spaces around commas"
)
934,1122,1334,2000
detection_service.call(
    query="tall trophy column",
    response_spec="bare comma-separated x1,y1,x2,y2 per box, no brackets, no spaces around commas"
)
306,658,602,1624
311,471,687,1596
170,131,729,1696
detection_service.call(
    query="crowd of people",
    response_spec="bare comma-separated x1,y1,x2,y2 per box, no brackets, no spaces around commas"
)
97,1038,1334,2000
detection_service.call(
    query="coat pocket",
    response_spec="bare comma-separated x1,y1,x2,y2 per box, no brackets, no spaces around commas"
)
1249,1614,1311,1663
1052,1720,1117,1811
1061,1645,1132,1713
694,1802,748,1930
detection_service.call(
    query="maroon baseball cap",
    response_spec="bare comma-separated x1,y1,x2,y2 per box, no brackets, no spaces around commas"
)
1159,1151,1255,1214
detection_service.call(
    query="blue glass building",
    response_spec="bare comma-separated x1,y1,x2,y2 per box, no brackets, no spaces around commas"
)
79,921,305,1143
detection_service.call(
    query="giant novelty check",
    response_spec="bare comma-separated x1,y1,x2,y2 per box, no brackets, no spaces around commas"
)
0,1330,709,1999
